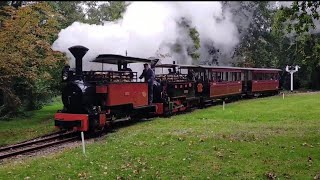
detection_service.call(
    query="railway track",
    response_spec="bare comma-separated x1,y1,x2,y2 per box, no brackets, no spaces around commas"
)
0,131,79,160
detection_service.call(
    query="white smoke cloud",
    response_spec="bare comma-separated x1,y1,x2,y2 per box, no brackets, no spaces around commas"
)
272,1,293,9
178,2,239,54
52,1,242,71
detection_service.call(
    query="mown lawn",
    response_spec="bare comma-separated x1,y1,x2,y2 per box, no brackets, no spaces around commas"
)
0,93,320,179
0,97,62,146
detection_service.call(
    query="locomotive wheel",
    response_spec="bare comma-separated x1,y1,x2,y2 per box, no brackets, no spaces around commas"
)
163,111,172,118
130,115,141,123
88,126,105,137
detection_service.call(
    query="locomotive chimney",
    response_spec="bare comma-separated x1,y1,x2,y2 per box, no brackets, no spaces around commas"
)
68,45,89,76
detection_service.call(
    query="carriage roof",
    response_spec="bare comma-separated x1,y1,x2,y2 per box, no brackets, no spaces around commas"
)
91,54,156,64
155,64,180,68
199,65,282,72
199,65,242,70
239,67,282,72
178,64,200,69
154,63,282,72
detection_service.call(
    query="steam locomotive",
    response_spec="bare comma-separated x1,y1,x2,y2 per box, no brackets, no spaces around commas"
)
54,45,281,133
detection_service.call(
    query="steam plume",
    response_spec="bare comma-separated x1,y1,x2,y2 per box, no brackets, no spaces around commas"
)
52,1,243,71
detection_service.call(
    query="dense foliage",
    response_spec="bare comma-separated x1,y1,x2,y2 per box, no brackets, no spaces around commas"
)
0,1,128,118
0,1,319,118
227,1,320,90
0,2,67,117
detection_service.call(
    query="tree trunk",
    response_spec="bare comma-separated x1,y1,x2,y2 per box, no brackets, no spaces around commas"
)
0,87,21,117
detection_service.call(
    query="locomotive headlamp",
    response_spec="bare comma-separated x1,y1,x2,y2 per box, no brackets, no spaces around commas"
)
62,65,70,81
62,71,68,81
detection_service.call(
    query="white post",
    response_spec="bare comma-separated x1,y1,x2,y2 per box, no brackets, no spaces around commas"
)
81,132,86,156
286,65,300,93
290,72,293,92
282,92,285,99
223,101,225,110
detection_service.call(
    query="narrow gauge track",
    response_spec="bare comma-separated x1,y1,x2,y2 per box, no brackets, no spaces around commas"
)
0,131,79,160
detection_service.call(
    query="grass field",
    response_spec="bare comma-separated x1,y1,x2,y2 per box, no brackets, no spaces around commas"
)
0,93,320,179
0,97,61,146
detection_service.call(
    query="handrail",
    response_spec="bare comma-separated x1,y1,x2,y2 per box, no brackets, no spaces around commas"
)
82,70,138,83
155,74,188,82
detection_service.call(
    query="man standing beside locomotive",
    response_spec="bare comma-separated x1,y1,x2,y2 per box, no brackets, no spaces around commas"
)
139,63,155,105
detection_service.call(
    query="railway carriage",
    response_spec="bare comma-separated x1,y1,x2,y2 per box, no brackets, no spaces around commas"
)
178,65,244,105
198,65,243,100
242,68,281,96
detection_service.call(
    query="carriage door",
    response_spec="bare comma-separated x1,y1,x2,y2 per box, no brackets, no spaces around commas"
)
243,70,252,92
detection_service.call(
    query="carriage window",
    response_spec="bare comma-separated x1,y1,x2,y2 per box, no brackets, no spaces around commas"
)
231,72,241,81
254,73,276,80
228,72,232,81
205,70,210,81
223,72,228,81
272,73,279,80
200,72,205,81
248,71,252,80
211,71,217,81
254,73,264,80
253,73,278,80
216,72,223,81
265,73,271,80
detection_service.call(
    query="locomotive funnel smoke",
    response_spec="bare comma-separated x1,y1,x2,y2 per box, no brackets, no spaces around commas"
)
52,2,241,71
68,45,89,76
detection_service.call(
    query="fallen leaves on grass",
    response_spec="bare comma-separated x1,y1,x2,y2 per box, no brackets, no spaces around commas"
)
314,172,320,179
265,172,277,179
78,172,89,179
302,142,314,148
212,164,221,171
216,152,223,158
116,176,124,180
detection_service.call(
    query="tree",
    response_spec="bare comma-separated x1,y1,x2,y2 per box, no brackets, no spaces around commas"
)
47,1,86,29
173,17,201,62
83,1,127,24
188,27,200,61
227,1,277,68
272,2,320,89
46,1,127,27
0,1,9,8
0,2,66,116
278,1,320,35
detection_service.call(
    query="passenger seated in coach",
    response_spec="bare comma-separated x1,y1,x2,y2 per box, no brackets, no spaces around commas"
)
217,76,222,82
121,64,134,81
187,69,195,81
195,74,201,81
168,69,175,75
